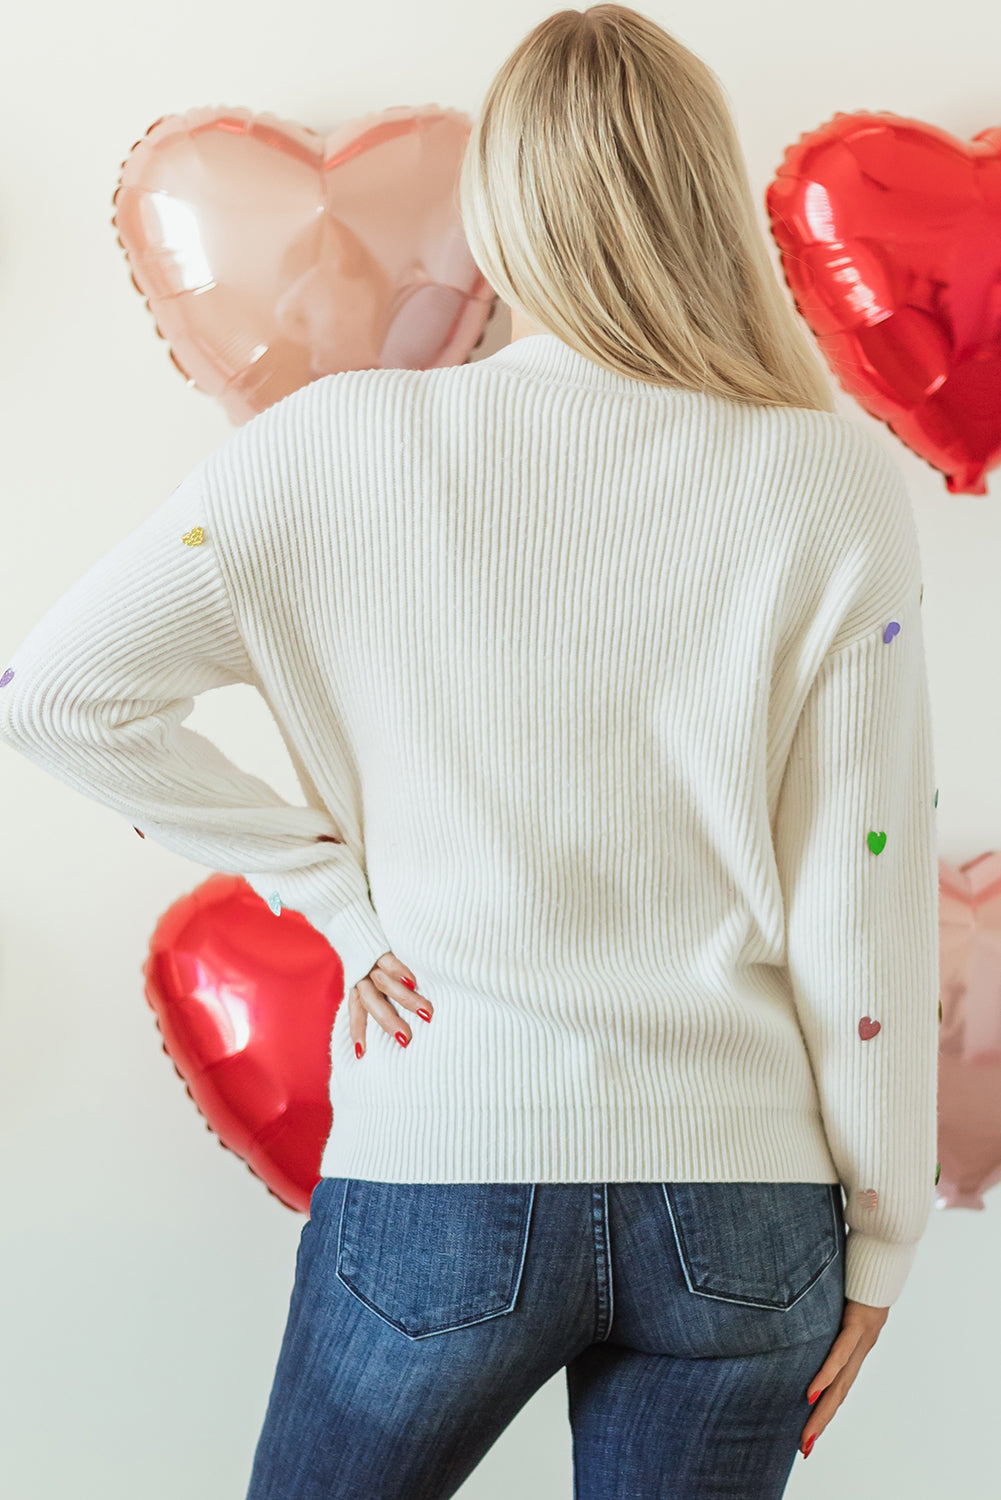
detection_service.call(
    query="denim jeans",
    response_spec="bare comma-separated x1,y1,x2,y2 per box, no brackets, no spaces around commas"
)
244,1177,846,1499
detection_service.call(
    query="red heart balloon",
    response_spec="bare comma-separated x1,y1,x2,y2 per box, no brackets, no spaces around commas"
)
112,103,495,424
142,873,344,1212
766,110,1001,495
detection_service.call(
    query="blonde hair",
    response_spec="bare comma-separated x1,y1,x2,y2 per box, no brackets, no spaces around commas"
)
459,4,835,412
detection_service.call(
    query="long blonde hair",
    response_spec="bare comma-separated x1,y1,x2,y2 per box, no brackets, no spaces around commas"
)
459,4,835,412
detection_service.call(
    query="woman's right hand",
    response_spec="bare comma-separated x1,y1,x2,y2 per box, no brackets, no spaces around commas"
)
798,1298,890,1457
348,951,433,1058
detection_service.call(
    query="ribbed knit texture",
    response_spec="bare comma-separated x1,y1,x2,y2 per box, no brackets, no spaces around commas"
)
0,333,940,1308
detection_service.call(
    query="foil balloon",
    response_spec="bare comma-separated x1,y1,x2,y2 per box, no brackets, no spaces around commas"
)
142,873,345,1212
112,103,496,424
766,111,1001,495
936,852,1001,1210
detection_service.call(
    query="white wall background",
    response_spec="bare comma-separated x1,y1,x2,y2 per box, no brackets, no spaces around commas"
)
1,2,997,1496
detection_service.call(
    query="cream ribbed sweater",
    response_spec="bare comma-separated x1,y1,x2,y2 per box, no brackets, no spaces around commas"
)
0,332,940,1308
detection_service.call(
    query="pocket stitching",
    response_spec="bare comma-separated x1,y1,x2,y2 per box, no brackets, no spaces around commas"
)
661,1183,840,1312
334,1181,536,1340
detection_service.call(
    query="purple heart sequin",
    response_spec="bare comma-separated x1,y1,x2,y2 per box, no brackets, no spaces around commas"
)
0,668,14,688
883,621,900,643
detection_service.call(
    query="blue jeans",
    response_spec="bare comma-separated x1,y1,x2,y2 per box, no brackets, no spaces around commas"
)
244,1178,846,1499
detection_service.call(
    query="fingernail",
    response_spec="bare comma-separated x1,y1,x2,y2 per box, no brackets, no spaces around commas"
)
807,1391,820,1405
401,977,417,990
803,1435,817,1458
354,1042,364,1059
395,1031,410,1048
416,1008,432,1022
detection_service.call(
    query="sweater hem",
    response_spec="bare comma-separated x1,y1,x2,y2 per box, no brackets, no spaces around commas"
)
318,1100,843,1187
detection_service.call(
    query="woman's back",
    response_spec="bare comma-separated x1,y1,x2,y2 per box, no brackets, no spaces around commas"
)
0,329,938,1313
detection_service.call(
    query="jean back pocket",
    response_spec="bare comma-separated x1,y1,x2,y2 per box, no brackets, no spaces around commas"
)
662,1181,842,1311
335,1180,536,1339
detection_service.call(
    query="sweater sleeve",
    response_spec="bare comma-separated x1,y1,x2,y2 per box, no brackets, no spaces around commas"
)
772,581,940,1308
0,457,392,996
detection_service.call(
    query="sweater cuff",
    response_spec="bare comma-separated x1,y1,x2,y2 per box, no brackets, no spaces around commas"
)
843,1230,920,1308
324,899,393,995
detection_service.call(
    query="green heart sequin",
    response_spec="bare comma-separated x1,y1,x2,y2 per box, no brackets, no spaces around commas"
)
867,830,887,855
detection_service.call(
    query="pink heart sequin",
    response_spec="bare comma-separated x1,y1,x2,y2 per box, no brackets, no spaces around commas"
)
858,1016,881,1040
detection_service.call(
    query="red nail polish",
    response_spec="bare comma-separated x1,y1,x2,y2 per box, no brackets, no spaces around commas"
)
395,1031,409,1047
807,1391,820,1405
803,1434,817,1458
401,976,416,989
416,1008,431,1022
354,1042,364,1059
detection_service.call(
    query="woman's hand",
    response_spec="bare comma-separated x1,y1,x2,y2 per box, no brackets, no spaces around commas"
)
348,956,883,1460
348,952,433,1058
800,1298,889,1457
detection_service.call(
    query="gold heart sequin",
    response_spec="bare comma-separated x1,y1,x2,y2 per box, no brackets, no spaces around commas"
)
182,526,205,546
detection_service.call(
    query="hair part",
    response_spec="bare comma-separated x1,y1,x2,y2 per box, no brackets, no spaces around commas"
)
459,4,834,412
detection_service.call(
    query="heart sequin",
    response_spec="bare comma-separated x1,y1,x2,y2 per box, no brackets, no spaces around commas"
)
182,527,205,547
0,668,14,688
883,621,900,643
857,1188,878,1210
858,1016,881,1040
867,830,887,855
267,891,283,916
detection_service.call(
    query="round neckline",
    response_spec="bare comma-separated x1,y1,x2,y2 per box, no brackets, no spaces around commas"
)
482,333,698,395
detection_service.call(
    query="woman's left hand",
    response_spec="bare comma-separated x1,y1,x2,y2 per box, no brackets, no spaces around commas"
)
348,952,433,1057
799,1298,890,1457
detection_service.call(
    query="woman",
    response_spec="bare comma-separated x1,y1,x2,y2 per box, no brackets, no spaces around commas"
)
0,5,939,1497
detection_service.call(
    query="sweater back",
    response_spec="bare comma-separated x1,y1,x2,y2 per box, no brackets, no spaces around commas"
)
0,332,940,1308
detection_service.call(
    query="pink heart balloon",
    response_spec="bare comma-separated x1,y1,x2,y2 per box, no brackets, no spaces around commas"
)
112,103,496,423
937,851,1001,1210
